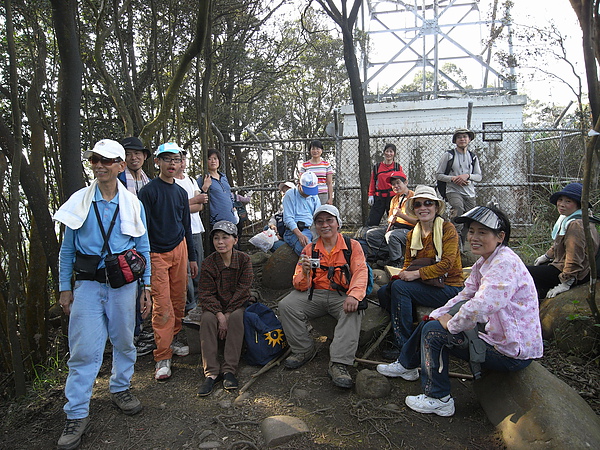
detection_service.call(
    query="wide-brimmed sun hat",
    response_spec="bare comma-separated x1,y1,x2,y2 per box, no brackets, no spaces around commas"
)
549,182,585,206
406,185,445,216
452,128,475,143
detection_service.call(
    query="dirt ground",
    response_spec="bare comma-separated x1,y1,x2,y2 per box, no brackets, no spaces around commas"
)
0,287,598,449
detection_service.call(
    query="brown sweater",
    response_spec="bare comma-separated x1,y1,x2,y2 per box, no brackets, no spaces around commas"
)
403,220,464,287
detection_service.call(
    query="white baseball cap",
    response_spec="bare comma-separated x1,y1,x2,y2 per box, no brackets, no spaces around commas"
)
83,139,125,160
300,172,319,195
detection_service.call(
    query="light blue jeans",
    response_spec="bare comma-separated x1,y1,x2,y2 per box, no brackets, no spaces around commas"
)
64,280,137,419
283,228,313,255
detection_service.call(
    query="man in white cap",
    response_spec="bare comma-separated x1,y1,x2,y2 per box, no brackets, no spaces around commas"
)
138,143,198,381
282,172,321,255
278,205,369,389
54,139,151,449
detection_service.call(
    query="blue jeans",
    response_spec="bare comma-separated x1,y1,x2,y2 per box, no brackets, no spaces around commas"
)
283,228,313,255
186,232,204,312
390,280,462,349
399,320,532,399
64,280,137,419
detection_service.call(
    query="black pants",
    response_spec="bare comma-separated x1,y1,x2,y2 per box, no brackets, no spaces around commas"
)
527,264,589,299
366,196,393,226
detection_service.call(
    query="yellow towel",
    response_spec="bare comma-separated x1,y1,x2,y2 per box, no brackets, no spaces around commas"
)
410,216,444,260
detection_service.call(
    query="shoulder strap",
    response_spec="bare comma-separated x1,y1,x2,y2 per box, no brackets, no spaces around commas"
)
444,149,455,175
93,202,120,255
372,163,381,183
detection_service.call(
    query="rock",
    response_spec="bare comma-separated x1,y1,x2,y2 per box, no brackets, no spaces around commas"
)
198,441,222,449
474,361,600,449
260,415,309,447
262,245,298,290
359,306,390,346
182,322,201,355
250,251,270,266
355,369,391,398
539,283,600,355
218,400,231,409
291,388,310,399
233,391,252,406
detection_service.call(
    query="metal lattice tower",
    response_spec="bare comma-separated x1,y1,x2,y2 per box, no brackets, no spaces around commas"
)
360,0,515,101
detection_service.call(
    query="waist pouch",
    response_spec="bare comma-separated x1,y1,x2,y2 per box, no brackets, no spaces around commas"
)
73,251,102,276
104,249,146,289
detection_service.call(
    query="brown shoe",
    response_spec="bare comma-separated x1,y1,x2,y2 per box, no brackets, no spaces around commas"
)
328,362,353,388
283,346,317,369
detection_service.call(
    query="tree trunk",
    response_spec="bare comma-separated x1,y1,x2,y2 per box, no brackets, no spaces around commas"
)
50,0,85,199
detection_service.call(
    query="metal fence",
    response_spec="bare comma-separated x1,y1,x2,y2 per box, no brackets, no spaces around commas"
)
230,128,595,238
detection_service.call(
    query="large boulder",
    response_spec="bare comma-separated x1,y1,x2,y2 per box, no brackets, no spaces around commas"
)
474,361,600,449
261,244,298,290
260,415,309,447
539,282,600,355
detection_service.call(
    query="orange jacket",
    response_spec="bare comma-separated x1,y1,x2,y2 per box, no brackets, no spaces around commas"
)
293,234,368,301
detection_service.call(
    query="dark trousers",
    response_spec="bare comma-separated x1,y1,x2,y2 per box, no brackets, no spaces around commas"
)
366,196,393,226
200,308,245,377
527,264,589,299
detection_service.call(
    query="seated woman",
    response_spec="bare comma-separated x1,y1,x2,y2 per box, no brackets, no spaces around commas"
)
365,170,417,266
377,206,543,417
527,182,599,299
197,221,253,396
378,185,463,353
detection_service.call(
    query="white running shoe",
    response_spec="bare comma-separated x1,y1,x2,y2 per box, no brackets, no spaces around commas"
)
171,341,189,357
376,361,419,380
155,359,172,380
405,394,455,417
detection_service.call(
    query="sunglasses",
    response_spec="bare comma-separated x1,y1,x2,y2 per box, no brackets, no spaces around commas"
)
88,155,122,166
413,200,436,208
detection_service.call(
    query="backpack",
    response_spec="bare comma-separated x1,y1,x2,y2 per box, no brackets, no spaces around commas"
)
373,162,401,195
233,200,248,222
308,235,374,305
243,302,287,366
436,149,476,200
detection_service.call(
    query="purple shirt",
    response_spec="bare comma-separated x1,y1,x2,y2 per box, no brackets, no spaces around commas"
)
431,245,543,360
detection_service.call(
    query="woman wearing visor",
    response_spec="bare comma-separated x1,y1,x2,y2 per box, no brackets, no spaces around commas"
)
377,206,543,417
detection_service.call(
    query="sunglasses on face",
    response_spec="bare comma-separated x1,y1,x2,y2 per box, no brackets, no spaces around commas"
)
413,200,436,208
88,155,122,166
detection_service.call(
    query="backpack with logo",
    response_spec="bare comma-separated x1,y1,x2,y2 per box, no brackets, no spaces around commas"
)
436,149,476,200
308,235,374,309
243,302,288,366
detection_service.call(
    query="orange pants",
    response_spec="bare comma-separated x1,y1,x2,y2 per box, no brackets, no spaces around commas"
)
151,239,188,361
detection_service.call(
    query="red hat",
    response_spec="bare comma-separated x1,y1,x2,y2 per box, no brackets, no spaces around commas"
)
389,170,407,181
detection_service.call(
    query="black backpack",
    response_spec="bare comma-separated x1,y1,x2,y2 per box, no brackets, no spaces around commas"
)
436,149,476,200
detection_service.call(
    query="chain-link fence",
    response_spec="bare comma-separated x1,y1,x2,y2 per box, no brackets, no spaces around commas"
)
231,128,595,239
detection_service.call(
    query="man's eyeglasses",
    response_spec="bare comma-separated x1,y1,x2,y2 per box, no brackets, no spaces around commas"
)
413,200,436,208
88,155,122,166
315,217,337,226
159,156,182,164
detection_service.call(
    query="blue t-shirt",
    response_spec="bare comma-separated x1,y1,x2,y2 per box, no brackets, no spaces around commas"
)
198,172,236,225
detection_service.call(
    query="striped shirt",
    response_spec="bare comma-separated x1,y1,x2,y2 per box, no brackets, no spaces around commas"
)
299,160,333,195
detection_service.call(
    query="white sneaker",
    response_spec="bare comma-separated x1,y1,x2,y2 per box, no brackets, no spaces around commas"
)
171,341,189,357
376,361,419,380
405,394,455,417
155,359,172,380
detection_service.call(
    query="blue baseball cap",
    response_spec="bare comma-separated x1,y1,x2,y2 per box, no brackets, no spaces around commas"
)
155,142,184,157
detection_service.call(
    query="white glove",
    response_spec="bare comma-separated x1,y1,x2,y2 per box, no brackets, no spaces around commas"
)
546,278,575,298
247,190,254,197
534,254,552,266
368,196,374,206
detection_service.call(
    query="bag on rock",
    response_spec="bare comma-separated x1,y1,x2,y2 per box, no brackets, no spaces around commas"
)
243,302,287,366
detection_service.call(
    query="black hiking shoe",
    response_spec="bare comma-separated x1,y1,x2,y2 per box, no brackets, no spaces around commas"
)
57,417,91,450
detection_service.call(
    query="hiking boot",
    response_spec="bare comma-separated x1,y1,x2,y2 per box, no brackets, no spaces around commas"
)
136,341,156,357
155,359,172,380
171,340,189,357
327,362,353,388
222,372,238,390
376,361,419,380
283,346,317,369
405,394,455,417
57,417,91,450
110,389,142,415
197,375,220,397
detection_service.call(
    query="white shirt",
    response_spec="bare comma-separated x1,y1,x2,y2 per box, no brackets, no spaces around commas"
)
175,174,205,234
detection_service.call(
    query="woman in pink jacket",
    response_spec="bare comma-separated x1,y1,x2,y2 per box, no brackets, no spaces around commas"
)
377,206,543,417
